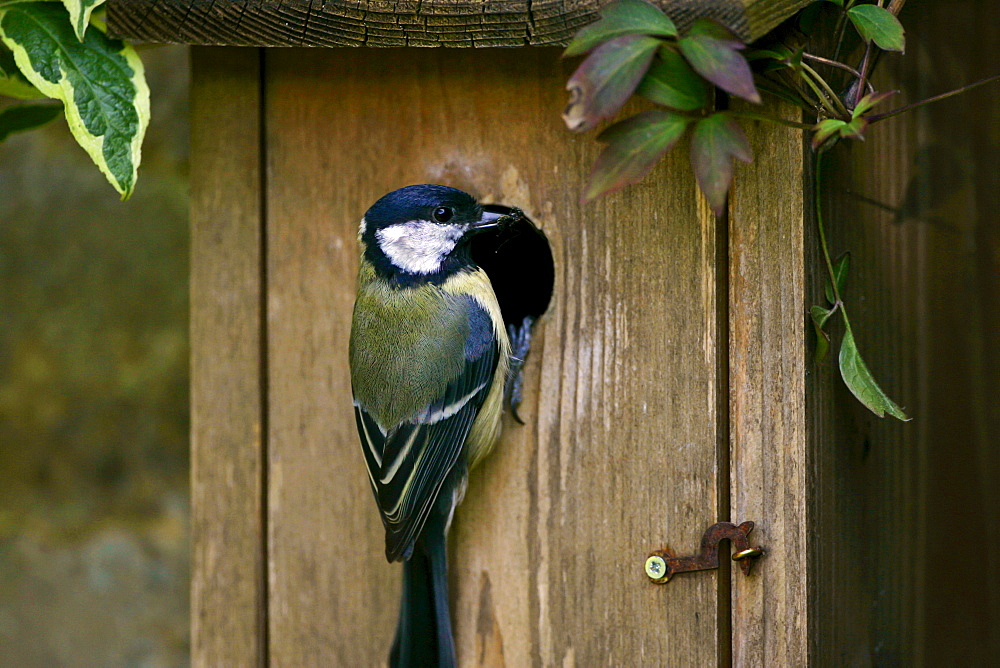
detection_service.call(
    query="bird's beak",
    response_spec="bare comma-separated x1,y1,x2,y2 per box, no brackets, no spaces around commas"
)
470,208,523,233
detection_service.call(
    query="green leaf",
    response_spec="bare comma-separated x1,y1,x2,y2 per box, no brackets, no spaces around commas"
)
636,47,709,111
564,34,660,133
852,89,896,118
0,43,43,98
690,112,752,216
825,251,850,304
678,32,760,103
0,2,149,198
786,47,804,71
824,0,844,6
811,304,833,329
847,5,905,52
744,46,793,61
812,118,847,149
584,110,689,201
564,0,676,57
840,117,867,139
839,322,909,420
810,305,833,363
61,0,106,41
685,18,742,46
812,115,870,148
0,102,60,141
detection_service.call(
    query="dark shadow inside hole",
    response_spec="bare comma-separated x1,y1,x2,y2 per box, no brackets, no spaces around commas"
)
471,204,555,422
472,204,554,327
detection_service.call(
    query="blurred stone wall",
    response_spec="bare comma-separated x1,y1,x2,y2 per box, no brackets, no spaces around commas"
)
0,46,191,666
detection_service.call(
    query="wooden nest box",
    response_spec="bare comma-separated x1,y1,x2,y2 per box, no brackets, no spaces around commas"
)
107,0,1000,664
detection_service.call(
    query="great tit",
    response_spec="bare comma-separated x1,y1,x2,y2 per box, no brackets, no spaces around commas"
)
349,184,515,668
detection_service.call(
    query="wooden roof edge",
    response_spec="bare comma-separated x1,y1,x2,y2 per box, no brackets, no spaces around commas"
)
107,0,811,48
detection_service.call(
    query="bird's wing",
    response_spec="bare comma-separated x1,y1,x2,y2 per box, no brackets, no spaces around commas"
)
354,299,500,562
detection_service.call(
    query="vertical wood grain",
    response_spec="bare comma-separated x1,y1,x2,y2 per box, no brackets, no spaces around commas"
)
262,48,720,666
807,99,922,667
906,2,1000,660
189,47,266,667
260,48,400,667
727,105,808,667
805,11,926,660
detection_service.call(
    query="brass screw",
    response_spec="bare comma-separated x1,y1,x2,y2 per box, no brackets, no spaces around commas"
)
732,548,763,561
645,555,670,583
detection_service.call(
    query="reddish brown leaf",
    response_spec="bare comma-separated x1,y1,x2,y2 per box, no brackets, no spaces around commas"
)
678,34,760,103
563,34,661,133
690,113,752,215
584,110,689,201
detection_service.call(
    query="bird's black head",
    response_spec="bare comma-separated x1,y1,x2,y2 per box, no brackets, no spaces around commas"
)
360,185,503,285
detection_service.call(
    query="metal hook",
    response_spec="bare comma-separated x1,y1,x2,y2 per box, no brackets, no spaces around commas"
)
644,521,764,584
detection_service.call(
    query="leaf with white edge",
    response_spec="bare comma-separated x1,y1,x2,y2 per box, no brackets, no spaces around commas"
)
564,0,677,57
0,44,43,98
825,251,850,304
810,305,833,363
0,102,60,141
839,323,909,420
848,4,905,52
563,34,660,133
690,113,752,216
584,110,689,201
636,47,709,111
679,31,760,103
0,2,149,198
62,0,105,41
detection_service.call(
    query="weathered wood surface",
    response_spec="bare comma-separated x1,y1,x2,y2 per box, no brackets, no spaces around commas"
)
108,0,811,47
807,108,921,668
808,1,1000,662
189,47,266,667
914,2,1000,659
186,1,1000,662
261,47,722,665
727,103,807,667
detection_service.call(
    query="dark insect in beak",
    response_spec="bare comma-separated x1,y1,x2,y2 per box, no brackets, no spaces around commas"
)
470,207,524,234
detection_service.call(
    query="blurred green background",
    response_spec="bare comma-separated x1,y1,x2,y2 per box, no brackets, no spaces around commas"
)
0,45,190,665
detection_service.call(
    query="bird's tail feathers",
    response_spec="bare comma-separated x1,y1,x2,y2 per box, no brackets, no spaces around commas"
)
389,523,455,668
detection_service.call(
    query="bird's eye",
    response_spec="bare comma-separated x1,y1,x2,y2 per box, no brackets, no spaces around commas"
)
432,207,454,223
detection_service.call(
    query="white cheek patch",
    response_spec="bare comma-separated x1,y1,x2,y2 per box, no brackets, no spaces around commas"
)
376,220,466,274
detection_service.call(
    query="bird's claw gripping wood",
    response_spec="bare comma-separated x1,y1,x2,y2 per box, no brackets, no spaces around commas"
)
504,315,535,424
644,521,764,584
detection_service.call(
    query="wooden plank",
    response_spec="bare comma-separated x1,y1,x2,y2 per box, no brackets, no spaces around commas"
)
803,16,926,661
895,1,1000,661
107,0,812,47
262,47,721,665
727,104,808,666
189,47,266,667
806,99,922,667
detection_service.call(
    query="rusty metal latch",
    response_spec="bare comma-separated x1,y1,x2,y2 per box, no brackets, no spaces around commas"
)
644,521,764,584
